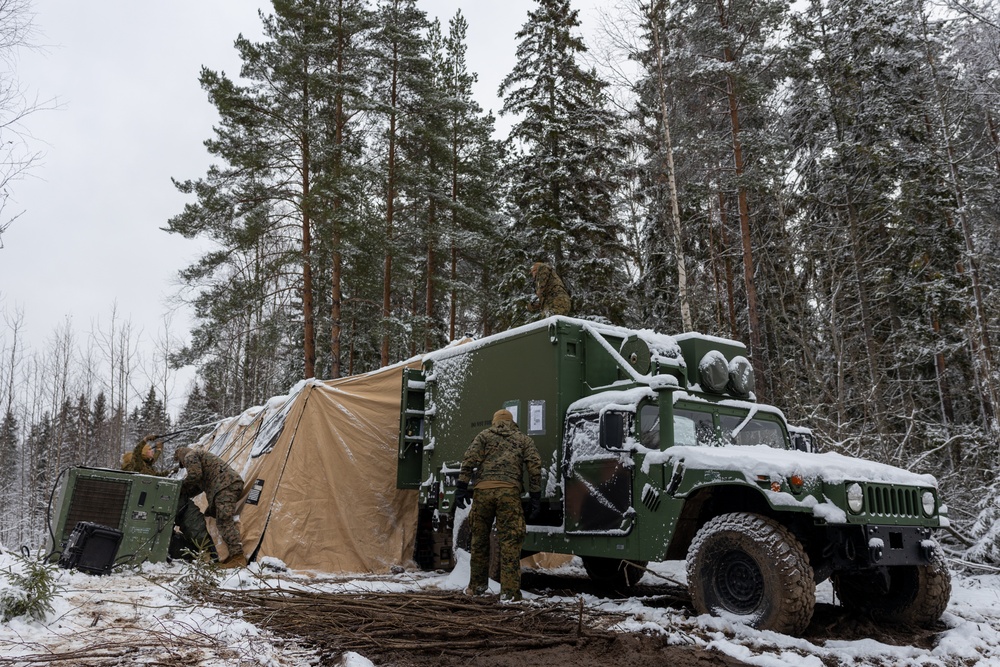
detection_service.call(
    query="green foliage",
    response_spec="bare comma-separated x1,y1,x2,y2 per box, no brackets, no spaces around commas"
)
175,549,222,599
0,551,63,622
499,0,628,323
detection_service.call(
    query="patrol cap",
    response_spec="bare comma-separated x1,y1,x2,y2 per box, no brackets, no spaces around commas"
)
492,409,514,425
174,446,192,464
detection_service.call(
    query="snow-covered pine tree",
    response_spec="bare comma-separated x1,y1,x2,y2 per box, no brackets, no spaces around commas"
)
371,0,433,366
438,11,504,340
499,0,628,323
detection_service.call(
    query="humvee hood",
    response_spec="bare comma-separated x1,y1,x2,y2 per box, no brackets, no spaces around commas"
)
644,444,937,488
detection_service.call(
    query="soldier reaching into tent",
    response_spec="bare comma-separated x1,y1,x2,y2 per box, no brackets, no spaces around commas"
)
174,447,247,569
528,261,572,317
454,409,542,602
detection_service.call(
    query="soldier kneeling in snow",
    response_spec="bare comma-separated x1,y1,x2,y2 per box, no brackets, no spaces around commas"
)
174,447,247,569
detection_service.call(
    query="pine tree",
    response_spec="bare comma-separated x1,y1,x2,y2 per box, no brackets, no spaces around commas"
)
371,0,433,364
784,0,977,455
315,0,377,378
0,408,18,543
135,386,170,440
439,11,504,339
26,413,52,541
499,0,627,323
169,0,356,389
90,391,112,468
628,0,693,332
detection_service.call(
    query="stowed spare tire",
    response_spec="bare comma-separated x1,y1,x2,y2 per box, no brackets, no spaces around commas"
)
832,548,951,627
687,512,815,635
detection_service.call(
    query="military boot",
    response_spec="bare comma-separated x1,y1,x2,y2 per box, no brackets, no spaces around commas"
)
219,553,248,569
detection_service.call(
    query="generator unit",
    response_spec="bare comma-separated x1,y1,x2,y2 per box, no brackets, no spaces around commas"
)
50,467,183,568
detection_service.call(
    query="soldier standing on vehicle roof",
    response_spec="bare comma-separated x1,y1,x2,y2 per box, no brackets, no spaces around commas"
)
528,261,571,317
455,409,542,601
174,446,247,569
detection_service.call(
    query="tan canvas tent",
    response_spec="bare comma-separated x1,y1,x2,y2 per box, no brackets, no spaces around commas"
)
192,362,419,573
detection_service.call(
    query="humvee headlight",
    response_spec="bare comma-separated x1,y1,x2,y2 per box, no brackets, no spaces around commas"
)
846,483,864,513
922,491,936,516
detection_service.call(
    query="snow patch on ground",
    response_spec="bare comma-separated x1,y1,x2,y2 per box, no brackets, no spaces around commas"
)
2,553,999,666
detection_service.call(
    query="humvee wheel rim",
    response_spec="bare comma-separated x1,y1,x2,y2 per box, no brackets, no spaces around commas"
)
715,550,764,613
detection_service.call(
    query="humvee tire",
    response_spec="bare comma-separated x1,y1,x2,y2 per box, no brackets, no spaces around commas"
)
582,556,648,591
687,512,815,634
832,548,951,627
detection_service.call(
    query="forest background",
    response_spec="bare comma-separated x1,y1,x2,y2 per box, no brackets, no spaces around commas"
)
2,0,1000,566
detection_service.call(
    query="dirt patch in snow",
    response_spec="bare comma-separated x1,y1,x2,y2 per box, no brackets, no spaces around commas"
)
396,634,749,667
201,569,943,667
381,632,736,667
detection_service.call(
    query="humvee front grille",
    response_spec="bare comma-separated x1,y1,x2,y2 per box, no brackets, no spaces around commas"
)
866,484,920,518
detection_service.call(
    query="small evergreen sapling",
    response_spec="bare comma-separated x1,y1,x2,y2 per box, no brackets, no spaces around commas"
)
0,551,63,622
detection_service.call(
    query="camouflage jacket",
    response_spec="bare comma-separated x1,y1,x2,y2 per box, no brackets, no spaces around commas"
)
121,438,163,476
531,263,571,316
178,449,244,506
459,421,542,493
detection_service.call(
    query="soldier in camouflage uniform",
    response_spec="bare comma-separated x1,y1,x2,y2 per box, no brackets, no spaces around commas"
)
121,434,163,475
455,409,542,601
175,446,247,568
528,262,571,317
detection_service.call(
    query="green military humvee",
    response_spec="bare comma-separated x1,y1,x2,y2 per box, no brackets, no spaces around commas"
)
397,316,950,635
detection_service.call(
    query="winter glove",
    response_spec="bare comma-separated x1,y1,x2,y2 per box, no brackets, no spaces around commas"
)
528,492,541,521
453,481,471,511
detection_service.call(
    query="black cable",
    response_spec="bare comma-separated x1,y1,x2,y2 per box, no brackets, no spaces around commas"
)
41,467,72,562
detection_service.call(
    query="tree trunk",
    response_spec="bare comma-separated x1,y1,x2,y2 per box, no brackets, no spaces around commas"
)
717,192,739,341
717,0,762,390
330,7,347,380
382,40,400,368
301,79,316,380
648,2,692,331
426,199,436,352
921,20,995,421
449,121,459,342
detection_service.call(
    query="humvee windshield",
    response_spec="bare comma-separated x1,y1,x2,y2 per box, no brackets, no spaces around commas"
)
675,408,715,446
719,413,786,448
639,404,788,449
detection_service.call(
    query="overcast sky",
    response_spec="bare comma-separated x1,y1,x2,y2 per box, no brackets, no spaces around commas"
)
0,0,604,410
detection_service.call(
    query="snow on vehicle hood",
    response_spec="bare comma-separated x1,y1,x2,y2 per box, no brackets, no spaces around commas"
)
642,444,937,488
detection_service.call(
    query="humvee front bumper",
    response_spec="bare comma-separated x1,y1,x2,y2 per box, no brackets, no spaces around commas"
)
826,524,938,570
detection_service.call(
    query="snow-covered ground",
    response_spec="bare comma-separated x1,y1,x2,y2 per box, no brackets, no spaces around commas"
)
1,550,999,666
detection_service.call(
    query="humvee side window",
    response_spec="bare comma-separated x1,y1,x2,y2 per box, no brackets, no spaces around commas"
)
674,409,715,446
720,414,786,448
599,411,632,451
639,405,659,447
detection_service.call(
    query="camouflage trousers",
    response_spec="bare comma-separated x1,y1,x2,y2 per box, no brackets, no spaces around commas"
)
543,293,571,317
211,480,245,557
468,487,526,600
